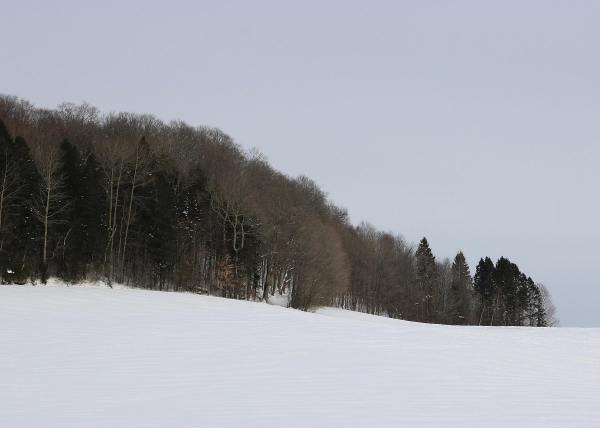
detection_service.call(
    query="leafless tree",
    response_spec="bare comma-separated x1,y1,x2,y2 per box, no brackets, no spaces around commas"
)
55,101,100,148
436,258,453,323
0,94,35,138
291,216,350,311
119,136,153,283
538,283,560,327
97,133,131,281
31,140,70,283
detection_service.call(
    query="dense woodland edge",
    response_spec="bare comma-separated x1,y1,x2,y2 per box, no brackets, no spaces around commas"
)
0,94,559,326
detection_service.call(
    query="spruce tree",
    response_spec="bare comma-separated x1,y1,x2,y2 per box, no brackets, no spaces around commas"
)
494,257,520,325
80,151,106,277
516,272,530,325
449,251,472,324
149,167,177,290
57,140,83,280
526,279,546,326
135,154,177,290
415,237,437,323
174,173,211,292
473,257,496,325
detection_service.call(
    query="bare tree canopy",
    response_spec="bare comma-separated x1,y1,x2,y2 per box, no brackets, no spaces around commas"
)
0,93,559,325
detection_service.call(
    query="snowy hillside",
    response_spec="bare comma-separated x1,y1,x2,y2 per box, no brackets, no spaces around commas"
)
1,285,599,428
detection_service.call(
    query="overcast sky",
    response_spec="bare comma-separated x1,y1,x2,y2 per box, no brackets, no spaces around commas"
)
2,1,599,326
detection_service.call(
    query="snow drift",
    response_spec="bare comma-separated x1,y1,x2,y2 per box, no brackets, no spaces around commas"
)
1,284,599,427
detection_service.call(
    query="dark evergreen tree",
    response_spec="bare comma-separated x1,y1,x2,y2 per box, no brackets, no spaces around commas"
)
415,237,437,323
79,151,106,278
174,175,207,291
56,139,83,280
473,257,496,325
516,272,530,325
136,154,177,290
525,278,546,326
494,257,520,325
449,251,472,325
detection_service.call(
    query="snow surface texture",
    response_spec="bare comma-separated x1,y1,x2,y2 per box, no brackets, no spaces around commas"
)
1,285,599,428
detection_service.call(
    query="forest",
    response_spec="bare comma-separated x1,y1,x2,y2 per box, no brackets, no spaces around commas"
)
0,94,558,326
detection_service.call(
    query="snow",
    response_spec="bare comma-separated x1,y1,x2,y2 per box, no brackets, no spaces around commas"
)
1,284,599,428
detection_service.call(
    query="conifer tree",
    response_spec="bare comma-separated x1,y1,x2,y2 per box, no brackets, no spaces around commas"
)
494,257,519,325
57,139,83,280
415,237,437,323
449,251,472,324
516,272,530,325
528,280,546,326
79,151,106,278
473,257,496,325
173,174,208,292
141,155,177,290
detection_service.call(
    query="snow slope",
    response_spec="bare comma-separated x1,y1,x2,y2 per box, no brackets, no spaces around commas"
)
1,285,599,428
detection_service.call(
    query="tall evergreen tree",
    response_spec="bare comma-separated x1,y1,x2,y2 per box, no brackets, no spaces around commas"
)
516,272,530,325
449,251,472,324
473,257,496,325
174,174,208,292
526,279,546,326
415,237,437,323
56,139,83,280
494,257,519,325
79,151,106,278
141,156,177,290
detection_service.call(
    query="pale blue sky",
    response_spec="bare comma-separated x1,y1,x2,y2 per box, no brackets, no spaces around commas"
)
2,1,599,326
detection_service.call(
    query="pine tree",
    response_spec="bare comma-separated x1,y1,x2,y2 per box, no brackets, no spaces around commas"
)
144,158,177,290
174,174,207,292
57,139,83,280
449,251,472,324
473,257,496,325
494,257,520,325
516,272,530,325
415,237,437,323
79,151,106,278
524,279,546,326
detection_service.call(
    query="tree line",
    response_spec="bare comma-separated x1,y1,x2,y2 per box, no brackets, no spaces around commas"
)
0,94,558,326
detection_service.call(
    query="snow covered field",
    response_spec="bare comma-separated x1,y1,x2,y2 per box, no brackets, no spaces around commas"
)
1,285,599,428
